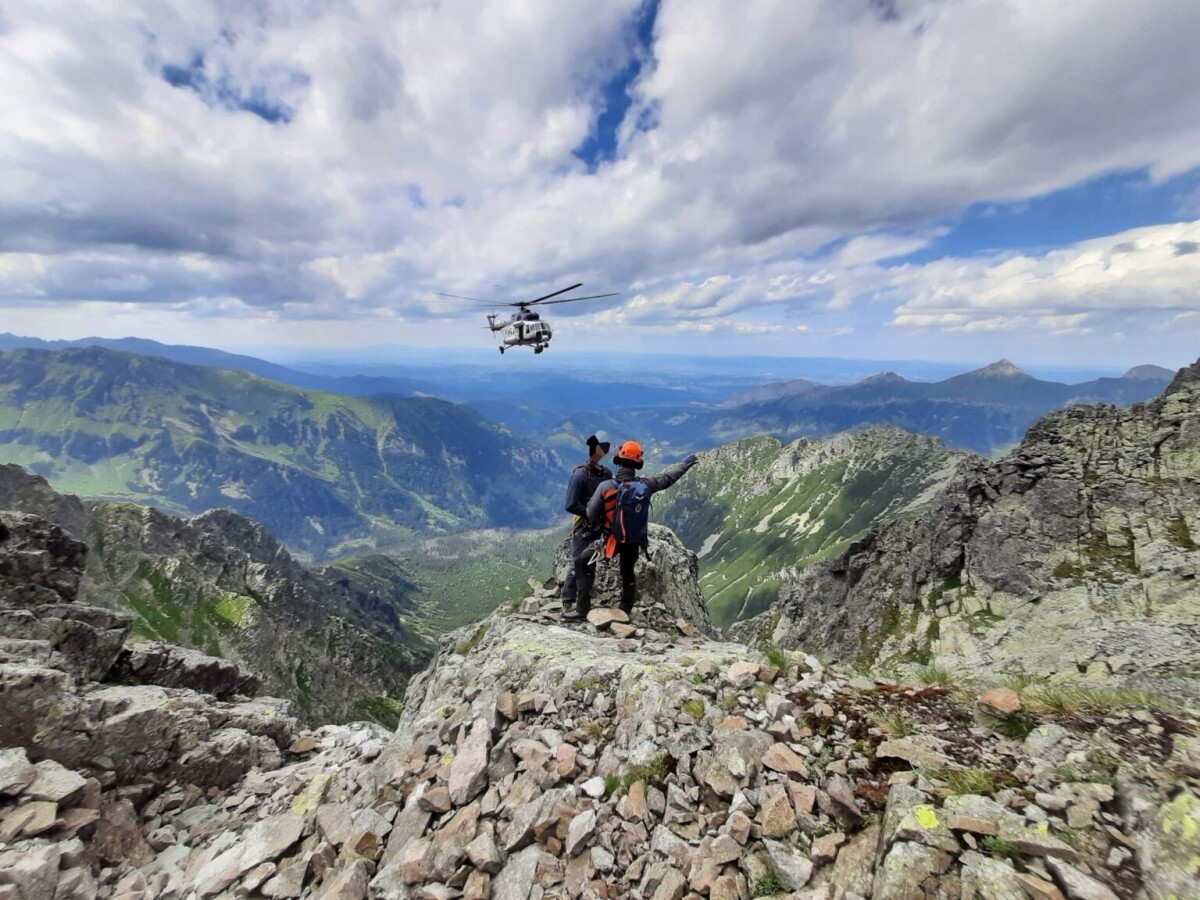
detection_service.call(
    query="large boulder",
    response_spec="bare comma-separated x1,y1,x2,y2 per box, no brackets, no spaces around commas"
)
555,524,714,635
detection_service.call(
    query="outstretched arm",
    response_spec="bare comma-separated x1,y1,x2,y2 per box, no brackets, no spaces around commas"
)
641,455,699,494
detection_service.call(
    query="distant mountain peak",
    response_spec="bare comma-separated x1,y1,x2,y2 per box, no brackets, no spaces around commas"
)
859,371,908,385
973,359,1027,377
1122,364,1174,381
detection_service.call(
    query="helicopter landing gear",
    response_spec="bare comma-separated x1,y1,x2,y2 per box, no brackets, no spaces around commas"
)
499,346,505,354
534,345,545,354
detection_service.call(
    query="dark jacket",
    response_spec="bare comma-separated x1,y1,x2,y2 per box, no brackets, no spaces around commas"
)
565,459,613,531
585,459,695,532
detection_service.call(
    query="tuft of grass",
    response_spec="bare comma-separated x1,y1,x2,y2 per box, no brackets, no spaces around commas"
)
570,676,600,693
761,642,791,675
1053,826,1087,852
868,710,913,737
986,709,1039,740
1002,672,1039,693
690,673,707,685
618,754,670,795
454,623,489,656
916,664,955,686
1166,515,1197,550
938,766,1002,796
1022,685,1184,716
750,871,784,898
603,774,620,796
980,835,1020,861
718,694,739,712
1052,558,1083,581
808,747,835,777
682,697,706,722
351,695,405,731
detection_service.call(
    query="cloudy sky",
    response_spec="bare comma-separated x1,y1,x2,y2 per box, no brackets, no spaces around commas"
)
2,0,1199,367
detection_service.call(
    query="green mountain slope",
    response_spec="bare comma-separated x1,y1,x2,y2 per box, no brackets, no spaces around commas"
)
655,427,971,628
0,346,561,557
334,526,562,635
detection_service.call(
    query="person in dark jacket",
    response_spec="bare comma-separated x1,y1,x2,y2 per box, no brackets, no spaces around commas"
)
571,440,698,618
560,434,612,619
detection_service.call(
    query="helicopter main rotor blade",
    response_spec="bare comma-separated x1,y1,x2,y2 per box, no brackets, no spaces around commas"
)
433,291,511,304
527,283,584,304
531,292,620,306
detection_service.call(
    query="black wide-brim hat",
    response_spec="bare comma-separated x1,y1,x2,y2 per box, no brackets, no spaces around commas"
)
586,434,611,453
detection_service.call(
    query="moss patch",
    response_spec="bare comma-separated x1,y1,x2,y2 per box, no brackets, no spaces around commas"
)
352,695,405,730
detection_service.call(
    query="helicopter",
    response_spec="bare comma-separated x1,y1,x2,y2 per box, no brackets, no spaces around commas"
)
435,283,619,354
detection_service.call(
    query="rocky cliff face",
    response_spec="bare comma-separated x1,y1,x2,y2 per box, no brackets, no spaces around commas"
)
0,507,297,800
739,359,1200,702
0,464,429,725
2,516,1198,898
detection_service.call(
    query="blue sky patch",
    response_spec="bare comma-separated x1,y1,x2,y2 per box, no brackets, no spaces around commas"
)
894,166,1200,265
574,0,659,171
160,53,296,124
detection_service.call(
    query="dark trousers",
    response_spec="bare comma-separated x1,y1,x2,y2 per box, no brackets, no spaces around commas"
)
616,542,639,612
561,531,594,603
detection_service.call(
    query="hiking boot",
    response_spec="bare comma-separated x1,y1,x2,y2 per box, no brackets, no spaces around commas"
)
571,574,593,621
561,603,583,621
619,583,636,616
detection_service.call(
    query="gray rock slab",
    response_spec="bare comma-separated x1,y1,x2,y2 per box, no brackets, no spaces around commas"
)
565,808,597,857
449,718,491,806
762,839,813,891
25,760,86,803
0,748,35,797
491,844,541,900
1044,858,1121,900
871,840,952,899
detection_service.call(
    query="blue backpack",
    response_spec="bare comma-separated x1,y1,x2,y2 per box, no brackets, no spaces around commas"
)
610,480,652,545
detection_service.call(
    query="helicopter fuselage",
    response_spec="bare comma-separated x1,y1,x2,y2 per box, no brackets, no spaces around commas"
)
487,309,552,353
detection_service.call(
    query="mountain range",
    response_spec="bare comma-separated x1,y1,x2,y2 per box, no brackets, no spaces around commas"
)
686,359,1175,457
0,333,1173,460
0,346,561,557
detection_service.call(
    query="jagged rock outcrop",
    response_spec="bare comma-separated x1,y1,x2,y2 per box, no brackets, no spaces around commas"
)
741,358,1200,701
0,511,294,786
0,464,427,724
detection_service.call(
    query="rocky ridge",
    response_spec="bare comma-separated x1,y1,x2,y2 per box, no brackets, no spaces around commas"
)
0,464,427,725
4,515,1198,898
737,358,1200,701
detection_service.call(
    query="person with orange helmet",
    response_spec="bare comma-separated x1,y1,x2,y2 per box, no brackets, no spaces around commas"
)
561,440,698,620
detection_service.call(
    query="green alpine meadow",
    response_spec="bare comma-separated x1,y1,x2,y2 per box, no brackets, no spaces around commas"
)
655,428,968,627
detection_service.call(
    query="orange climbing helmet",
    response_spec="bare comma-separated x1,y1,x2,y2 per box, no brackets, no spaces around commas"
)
614,440,644,469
